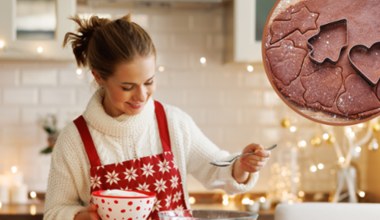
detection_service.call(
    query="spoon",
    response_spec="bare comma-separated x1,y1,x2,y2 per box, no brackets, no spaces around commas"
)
210,144,277,167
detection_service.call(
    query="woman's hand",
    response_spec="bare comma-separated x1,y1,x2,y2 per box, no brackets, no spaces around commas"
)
74,204,100,220
232,143,271,183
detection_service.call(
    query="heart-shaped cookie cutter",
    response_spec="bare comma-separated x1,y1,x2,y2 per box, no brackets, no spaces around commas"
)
348,42,380,86
307,19,348,64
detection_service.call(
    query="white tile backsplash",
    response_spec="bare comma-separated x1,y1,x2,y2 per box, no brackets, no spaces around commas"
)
171,34,208,51
189,10,223,33
3,88,39,105
21,107,58,124
168,70,206,88
57,107,86,127
40,88,76,105
21,69,58,86
223,90,263,107
185,90,224,107
59,69,89,85
0,69,20,85
149,33,170,50
204,107,241,125
0,107,20,124
156,52,189,69
206,34,224,50
263,90,283,106
149,14,190,32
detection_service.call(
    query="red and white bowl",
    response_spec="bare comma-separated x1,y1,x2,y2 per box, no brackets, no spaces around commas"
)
91,189,156,220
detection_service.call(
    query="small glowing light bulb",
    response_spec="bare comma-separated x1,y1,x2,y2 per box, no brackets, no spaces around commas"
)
338,157,345,164
36,46,44,54
189,196,196,205
11,166,18,174
355,146,362,153
298,140,307,148
0,40,5,49
309,165,317,172
298,191,305,197
317,163,324,170
259,196,266,203
76,68,83,76
200,57,207,65
246,65,254,72
241,197,253,205
369,139,379,151
358,191,366,198
158,66,165,72
222,194,229,206
322,133,330,140
30,191,37,199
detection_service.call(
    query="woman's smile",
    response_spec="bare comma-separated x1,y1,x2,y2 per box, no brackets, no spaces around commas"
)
127,102,144,109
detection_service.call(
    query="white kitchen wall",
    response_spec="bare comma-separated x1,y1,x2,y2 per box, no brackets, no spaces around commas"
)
0,4,364,195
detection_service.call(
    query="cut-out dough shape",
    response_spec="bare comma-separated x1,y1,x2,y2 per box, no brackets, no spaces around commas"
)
308,19,348,64
270,6,318,43
349,42,380,86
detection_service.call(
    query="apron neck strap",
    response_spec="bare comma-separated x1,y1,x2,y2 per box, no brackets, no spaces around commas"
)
154,101,172,152
73,116,102,167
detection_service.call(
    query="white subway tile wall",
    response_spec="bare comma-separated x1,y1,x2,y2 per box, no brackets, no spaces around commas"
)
0,69,19,85
0,6,346,194
21,69,58,86
3,88,39,105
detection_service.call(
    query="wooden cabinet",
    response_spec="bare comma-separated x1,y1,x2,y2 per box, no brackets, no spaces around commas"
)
0,0,76,61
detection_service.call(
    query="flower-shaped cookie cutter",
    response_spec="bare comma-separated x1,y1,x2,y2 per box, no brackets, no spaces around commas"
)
349,42,380,86
307,19,348,64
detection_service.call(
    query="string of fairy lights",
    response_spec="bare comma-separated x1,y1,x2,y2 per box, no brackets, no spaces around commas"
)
274,116,380,203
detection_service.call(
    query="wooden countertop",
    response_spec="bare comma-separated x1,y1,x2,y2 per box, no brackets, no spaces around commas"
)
0,201,44,220
191,203,274,220
0,201,274,220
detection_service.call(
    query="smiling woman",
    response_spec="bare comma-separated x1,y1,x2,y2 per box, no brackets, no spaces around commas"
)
43,13,272,220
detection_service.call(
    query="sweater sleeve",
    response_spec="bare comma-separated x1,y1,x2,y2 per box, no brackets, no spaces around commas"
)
169,107,259,195
43,124,90,220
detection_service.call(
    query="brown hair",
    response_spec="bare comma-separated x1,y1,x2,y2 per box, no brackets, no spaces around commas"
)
63,14,156,80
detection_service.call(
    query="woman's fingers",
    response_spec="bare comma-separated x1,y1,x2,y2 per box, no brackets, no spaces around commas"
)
88,204,100,220
237,143,273,173
239,153,270,173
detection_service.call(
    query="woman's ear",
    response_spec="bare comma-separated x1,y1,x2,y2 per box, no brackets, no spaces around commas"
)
92,70,105,86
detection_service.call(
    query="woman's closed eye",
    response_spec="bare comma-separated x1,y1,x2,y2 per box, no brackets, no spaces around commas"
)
144,79,154,85
121,85,134,91
121,79,154,91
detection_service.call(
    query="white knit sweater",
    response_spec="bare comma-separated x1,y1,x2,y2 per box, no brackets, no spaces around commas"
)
43,89,259,220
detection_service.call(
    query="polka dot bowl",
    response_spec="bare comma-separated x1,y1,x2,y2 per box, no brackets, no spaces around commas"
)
91,189,156,220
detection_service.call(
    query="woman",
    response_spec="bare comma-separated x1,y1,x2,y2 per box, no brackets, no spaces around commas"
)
43,14,271,220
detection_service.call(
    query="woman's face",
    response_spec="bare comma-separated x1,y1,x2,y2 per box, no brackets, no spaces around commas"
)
94,55,156,117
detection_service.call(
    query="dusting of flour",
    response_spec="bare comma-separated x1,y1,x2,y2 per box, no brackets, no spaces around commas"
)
270,0,302,23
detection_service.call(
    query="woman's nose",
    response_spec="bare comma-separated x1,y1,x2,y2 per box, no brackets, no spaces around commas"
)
133,86,147,101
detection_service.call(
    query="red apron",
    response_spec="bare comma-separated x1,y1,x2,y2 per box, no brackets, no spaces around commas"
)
74,101,187,220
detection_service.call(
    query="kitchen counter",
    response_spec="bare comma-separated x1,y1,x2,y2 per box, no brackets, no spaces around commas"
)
0,201,274,220
192,203,274,220
0,202,44,220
